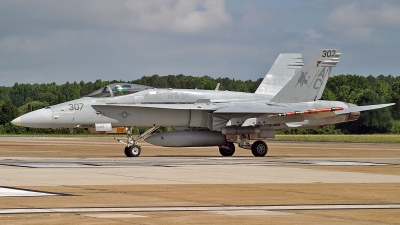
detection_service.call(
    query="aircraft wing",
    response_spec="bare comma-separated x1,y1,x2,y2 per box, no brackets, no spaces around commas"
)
96,103,317,115
214,104,343,120
334,103,395,114
93,102,395,121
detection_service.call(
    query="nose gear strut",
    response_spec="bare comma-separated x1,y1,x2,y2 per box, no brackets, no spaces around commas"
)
114,126,160,157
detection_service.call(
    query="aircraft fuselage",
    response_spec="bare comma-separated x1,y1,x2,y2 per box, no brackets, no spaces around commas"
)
14,89,272,129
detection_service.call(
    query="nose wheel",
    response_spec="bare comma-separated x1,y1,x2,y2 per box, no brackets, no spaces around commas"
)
124,145,141,157
115,126,159,157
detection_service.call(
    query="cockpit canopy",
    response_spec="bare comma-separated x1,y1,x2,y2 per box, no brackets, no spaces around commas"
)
87,83,154,98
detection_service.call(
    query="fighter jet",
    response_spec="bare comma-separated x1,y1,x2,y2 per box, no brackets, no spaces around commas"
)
12,50,394,157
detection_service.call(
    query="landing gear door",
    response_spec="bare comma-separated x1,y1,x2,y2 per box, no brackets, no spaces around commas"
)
189,110,209,127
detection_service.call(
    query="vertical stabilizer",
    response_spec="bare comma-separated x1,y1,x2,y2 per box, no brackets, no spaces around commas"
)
270,49,341,103
255,53,303,95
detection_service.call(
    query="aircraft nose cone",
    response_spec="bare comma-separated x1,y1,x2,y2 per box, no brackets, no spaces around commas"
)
12,108,53,128
11,117,22,126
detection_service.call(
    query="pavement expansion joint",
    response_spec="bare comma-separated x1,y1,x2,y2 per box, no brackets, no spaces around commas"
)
1,204,400,214
291,160,387,166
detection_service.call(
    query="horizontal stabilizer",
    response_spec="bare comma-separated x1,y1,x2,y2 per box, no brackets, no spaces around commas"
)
335,103,395,115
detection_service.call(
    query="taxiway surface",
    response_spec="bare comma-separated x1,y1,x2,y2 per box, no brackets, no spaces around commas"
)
0,137,399,224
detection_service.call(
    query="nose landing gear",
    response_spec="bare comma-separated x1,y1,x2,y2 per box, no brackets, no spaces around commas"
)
115,126,159,157
124,145,141,157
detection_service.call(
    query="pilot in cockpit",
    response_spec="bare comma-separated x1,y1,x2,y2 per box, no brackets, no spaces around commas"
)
114,85,121,95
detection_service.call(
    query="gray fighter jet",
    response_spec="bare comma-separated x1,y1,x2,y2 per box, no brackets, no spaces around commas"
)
11,50,394,157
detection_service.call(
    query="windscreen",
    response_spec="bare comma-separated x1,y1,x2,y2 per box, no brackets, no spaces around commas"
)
86,83,154,97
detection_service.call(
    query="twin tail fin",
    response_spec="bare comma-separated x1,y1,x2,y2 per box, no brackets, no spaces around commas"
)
270,49,341,103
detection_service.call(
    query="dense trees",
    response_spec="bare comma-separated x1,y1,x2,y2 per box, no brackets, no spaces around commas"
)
0,99,25,134
0,99,19,125
0,74,399,134
322,75,398,134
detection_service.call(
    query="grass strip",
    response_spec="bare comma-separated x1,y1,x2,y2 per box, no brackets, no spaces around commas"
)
269,135,400,143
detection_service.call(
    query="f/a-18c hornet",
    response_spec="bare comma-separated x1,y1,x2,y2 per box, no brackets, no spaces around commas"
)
12,50,394,157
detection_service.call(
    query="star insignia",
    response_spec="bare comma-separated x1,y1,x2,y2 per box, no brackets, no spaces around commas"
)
119,111,131,118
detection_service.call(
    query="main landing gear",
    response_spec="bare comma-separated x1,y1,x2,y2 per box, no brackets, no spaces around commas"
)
251,141,268,157
222,134,268,157
218,140,268,157
219,142,235,156
115,126,159,157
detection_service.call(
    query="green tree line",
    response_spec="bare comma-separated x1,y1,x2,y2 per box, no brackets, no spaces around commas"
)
0,74,399,134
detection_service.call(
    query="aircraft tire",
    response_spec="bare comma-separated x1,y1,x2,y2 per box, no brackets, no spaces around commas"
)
219,142,235,156
124,145,141,157
251,141,268,157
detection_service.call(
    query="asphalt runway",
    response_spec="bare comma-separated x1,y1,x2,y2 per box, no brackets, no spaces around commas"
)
0,137,399,224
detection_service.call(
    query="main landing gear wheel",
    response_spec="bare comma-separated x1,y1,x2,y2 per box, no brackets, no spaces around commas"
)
124,145,141,157
251,141,268,157
219,142,235,156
